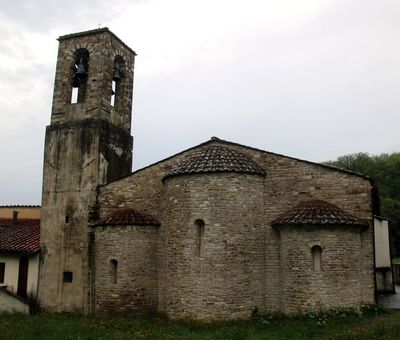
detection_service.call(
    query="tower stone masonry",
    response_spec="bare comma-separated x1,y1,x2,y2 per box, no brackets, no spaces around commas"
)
39,28,136,312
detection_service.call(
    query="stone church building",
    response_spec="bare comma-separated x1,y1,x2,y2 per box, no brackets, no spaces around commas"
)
38,28,380,319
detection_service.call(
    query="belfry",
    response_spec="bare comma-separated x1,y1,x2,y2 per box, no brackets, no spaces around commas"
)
39,28,135,312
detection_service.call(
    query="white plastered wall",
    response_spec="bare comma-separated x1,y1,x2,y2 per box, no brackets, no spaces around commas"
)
0,254,39,298
374,218,391,268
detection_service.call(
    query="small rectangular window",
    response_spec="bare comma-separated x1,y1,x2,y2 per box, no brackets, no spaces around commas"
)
65,215,69,224
0,262,5,283
63,271,73,283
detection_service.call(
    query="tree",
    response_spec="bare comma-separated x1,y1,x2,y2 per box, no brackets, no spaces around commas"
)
325,152,400,256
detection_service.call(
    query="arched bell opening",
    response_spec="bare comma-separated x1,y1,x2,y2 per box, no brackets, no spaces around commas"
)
70,48,89,104
111,55,125,108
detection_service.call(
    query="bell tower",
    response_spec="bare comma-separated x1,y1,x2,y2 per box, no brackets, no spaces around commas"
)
39,28,135,312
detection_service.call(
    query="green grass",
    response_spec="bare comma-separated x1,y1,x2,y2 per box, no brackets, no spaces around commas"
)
392,257,400,264
1,307,400,339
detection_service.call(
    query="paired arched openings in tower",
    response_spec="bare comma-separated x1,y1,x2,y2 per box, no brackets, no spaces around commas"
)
70,50,126,107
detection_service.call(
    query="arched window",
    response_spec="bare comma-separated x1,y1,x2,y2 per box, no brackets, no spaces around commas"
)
71,48,89,104
194,219,205,257
311,245,322,272
111,56,125,107
110,259,118,284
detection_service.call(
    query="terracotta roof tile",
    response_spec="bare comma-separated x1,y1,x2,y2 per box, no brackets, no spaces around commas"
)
91,209,160,227
164,145,266,179
0,219,40,253
271,200,369,227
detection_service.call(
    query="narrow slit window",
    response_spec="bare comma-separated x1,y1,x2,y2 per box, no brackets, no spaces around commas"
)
0,262,5,283
311,245,322,272
194,219,205,257
110,259,118,284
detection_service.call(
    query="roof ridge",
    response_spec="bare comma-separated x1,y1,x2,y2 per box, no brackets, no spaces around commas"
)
102,137,372,187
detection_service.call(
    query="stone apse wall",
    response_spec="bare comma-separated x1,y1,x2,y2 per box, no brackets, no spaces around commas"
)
278,225,365,313
93,224,158,313
95,140,374,318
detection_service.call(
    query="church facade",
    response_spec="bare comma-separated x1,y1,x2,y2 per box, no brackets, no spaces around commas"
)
38,28,377,318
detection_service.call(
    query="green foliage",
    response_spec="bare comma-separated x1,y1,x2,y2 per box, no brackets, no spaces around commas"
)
0,308,398,340
325,152,400,256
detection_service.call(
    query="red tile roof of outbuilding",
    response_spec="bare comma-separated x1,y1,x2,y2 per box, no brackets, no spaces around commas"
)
0,218,40,253
271,200,369,227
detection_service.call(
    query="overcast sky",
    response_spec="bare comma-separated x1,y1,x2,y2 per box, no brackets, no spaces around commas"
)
0,0,399,205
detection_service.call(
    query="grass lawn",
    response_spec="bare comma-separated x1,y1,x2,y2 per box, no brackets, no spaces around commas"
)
1,307,400,339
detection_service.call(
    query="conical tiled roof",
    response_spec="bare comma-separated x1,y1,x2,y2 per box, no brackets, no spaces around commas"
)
271,200,369,227
164,145,266,179
91,209,160,227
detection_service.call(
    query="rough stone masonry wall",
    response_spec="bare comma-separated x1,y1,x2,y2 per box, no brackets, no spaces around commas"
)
162,173,266,319
93,225,158,313
216,142,375,310
97,140,375,317
97,152,191,220
278,225,363,314
97,151,195,314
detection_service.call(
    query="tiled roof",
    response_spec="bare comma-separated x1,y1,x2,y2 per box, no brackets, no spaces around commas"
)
0,219,40,253
91,209,160,227
271,200,369,227
164,145,266,179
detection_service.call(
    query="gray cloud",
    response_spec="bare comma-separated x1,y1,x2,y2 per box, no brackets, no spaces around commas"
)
0,0,143,32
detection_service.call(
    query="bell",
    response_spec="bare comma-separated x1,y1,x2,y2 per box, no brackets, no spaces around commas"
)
72,77,81,88
113,67,122,82
75,58,87,79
